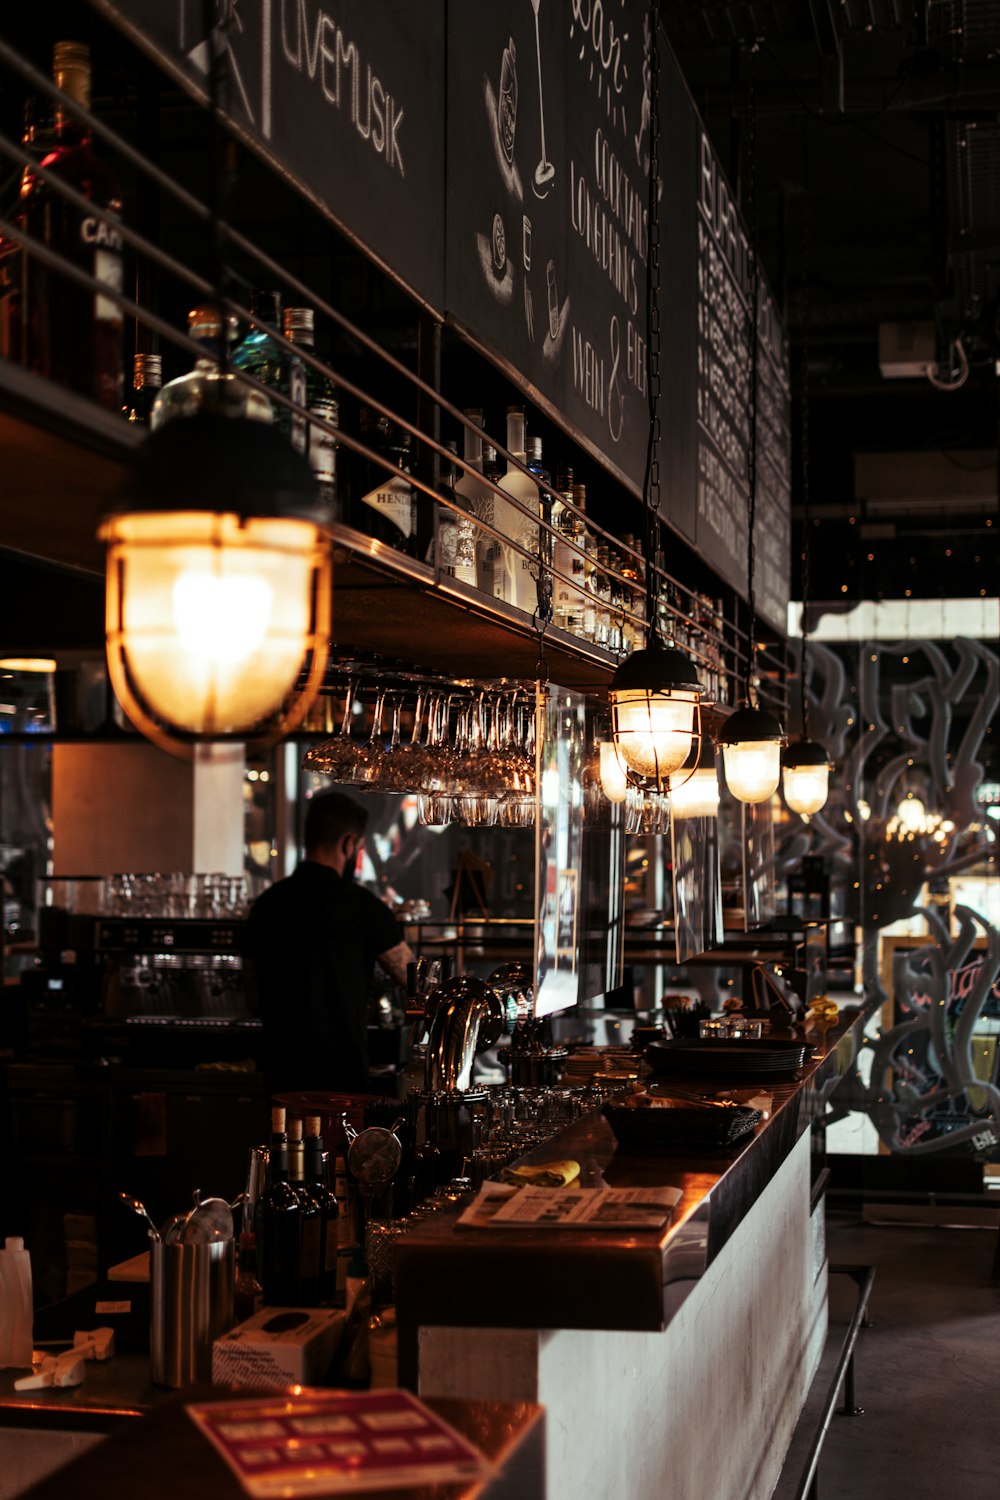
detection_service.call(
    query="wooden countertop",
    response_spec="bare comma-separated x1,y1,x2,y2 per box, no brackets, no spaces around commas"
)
395,1006,873,1335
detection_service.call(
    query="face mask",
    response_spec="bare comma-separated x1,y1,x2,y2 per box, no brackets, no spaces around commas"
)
341,839,358,882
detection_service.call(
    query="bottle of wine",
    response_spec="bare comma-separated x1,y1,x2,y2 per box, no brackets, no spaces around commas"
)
16,43,124,409
287,1116,322,1305
151,304,274,428
124,352,161,424
256,1106,302,1306
283,307,338,511
304,1116,339,1305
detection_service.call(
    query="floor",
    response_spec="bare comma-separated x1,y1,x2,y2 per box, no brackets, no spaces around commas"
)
773,1210,1000,1500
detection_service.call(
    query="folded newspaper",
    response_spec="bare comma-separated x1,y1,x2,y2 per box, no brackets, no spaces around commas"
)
457,1182,682,1231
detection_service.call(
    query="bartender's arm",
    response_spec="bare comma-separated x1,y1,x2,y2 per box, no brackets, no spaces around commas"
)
378,939,416,987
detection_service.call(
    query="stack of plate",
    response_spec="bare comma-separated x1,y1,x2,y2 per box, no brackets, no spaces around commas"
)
644,1039,809,1078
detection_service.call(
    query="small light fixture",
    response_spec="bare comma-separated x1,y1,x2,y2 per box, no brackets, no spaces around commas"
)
100,411,331,755
781,739,833,818
610,644,703,788
0,658,57,673
718,702,785,804
599,739,628,803
670,741,720,819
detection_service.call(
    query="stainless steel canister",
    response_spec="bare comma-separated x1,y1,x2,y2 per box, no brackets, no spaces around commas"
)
150,1237,234,1387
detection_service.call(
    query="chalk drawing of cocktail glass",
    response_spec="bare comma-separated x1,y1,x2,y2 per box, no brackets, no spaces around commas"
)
529,0,555,199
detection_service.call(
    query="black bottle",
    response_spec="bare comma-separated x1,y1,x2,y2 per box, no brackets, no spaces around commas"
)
304,1116,340,1305
256,1106,302,1306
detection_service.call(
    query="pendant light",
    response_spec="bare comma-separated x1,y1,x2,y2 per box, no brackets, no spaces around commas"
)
717,46,784,804
670,741,721,820
98,15,331,756
609,0,703,792
781,148,832,819
102,412,331,751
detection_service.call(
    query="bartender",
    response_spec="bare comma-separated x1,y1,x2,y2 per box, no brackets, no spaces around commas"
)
243,791,414,1093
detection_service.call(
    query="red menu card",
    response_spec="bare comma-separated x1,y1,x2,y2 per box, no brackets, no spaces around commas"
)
187,1388,494,1496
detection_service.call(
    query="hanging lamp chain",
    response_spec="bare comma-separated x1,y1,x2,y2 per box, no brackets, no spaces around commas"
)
644,0,662,643
204,0,235,377
800,139,812,743
744,42,759,705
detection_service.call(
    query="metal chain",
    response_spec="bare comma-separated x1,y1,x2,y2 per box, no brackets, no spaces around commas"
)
644,0,662,640
799,134,812,742
744,41,759,704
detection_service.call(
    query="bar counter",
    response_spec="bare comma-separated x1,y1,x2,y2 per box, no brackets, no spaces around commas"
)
395,1003,873,1500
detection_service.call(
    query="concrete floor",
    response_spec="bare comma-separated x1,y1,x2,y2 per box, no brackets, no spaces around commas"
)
773,1212,1000,1499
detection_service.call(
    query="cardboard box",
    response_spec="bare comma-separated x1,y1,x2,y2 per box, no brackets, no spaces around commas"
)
212,1307,344,1390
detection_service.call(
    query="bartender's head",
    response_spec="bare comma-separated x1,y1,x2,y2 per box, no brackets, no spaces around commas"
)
304,791,368,876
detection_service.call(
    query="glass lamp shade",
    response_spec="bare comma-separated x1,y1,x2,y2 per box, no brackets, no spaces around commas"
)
670,766,721,819
609,645,703,784
104,511,328,737
718,704,785,804
781,740,833,817
599,741,628,803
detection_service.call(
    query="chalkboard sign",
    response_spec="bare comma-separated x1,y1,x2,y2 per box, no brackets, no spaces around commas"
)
92,0,446,312
683,121,790,633
444,0,652,495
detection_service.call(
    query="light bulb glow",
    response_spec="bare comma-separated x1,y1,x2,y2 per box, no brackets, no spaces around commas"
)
172,571,273,664
670,766,720,819
897,796,926,831
783,762,830,817
612,688,697,779
599,741,628,803
104,510,326,737
722,740,781,803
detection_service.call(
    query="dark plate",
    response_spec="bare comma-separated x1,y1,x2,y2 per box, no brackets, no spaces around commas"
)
644,1038,809,1077
603,1100,762,1149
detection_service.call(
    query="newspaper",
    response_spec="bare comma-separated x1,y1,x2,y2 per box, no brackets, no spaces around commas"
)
457,1182,682,1231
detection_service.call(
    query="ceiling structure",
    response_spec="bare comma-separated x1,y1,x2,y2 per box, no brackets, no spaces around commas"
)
663,0,1000,605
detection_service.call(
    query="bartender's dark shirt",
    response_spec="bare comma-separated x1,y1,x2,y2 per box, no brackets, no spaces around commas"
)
243,861,403,1093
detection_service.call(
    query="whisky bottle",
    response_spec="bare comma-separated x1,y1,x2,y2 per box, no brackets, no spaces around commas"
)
150,304,274,428
283,307,338,508
526,436,553,622
434,440,478,587
256,1106,302,1306
17,43,124,409
124,352,161,424
304,1117,339,1305
452,410,492,592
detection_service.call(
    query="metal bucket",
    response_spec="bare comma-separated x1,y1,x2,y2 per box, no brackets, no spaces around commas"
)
150,1237,234,1387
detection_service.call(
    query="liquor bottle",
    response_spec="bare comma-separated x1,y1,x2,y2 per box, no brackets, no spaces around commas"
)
0,97,53,365
256,1106,302,1306
150,304,274,428
230,290,292,429
482,443,504,488
527,436,553,623
452,410,492,592
234,1231,263,1323
433,441,478,587
17,43,124,410
489,406,539,613
286,1115,322,1304
554,479,588,636
124,352,161,424
304,1117,340,1305
283,307,338,510
573,484,598,642
619,535,645,652
352,412,420,557
592,543,612,650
